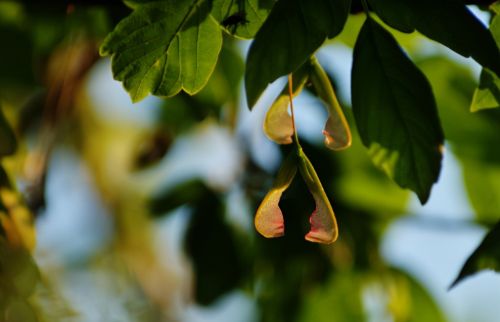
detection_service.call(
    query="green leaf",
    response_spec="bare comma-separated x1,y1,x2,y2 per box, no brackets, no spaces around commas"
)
149,180,210,216
185,190,246,305
245,0,351,108
263,63,309,145
211,0,275,39
336,114,410,216
0,107,17,157
462,160,500,222
100,0,222,102
298,272,365,322
0,25,35,88
471,3,500,111
450,220,500,288
471,69,500,111
417,57,500,220
385,269,448,322
368,0,500,75
351,18,444,204
308,56,351,151
255,151,297,238
297,147,338,244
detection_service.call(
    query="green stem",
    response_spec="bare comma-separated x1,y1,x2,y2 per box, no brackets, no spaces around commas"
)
287,74,302,149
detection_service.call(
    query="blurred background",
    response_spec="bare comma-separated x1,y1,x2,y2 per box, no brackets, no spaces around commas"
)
1,1,500,322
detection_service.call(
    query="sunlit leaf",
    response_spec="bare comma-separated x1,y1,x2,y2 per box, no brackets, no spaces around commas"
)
100,0,222,102
245,0,350,108
211,0,275,39
471,3,500,112
255,152,297,238
450,220,500,288
368,0,500,75
471,69,500,111
0,168,35,251
352,18,444,204
264,65,309,145
297,147,338,244
264,95,294,145
384,268,447,322
462,160,500,222
308,57,351,151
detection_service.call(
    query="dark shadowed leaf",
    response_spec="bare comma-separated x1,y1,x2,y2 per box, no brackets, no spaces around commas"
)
185,191,246,305
100,0,222,102
450,220,500,288
245,0,350,108
0,26,35,88
148,180,210,216
0,107,17,157
211,0,275,39
471,2,500,111
351,18,444,204
368,0,500,76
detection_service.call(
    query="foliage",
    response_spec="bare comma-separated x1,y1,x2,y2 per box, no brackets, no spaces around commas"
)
1,0,500,321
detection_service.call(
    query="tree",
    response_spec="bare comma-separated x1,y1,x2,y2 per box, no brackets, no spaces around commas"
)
0,0,499,321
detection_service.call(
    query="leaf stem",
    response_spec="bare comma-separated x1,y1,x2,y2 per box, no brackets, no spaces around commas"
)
287,74,301,148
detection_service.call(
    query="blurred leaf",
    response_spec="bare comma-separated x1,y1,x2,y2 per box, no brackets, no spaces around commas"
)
368,0,500,75
0,2,25,27
0,167,36,251
471,3,500,112
297,147,338,244
0,25,35,88
149,180,210,215
255,151,297,238
245,0,350,107
418,57,500,221
4,298,38,322
309,56,351,151
100,0,222,102
211,0,275,39
185,191,246,305
352,18,444,204
461,160,500,222
0,107,17,157
450,220,500,288
264,64,309,145
418,57,500,163
471,69,500,111
298,272,365,322
385,269,447,322
0,239,40,298
336,116,410,216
